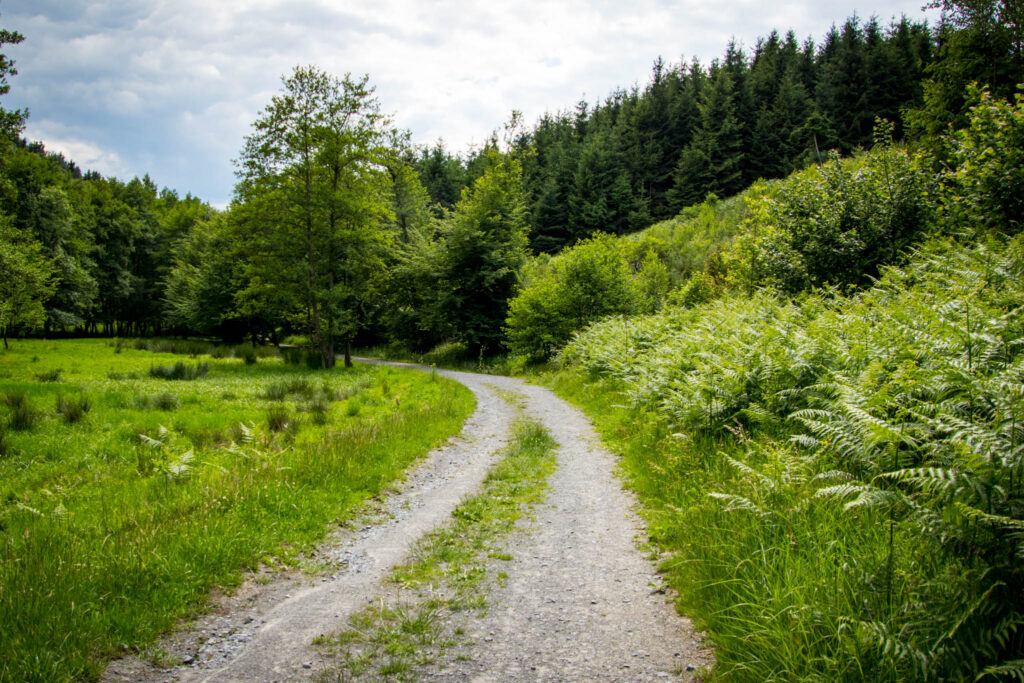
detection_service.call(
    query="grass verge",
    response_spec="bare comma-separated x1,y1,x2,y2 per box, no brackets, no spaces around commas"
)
542,369,949,681
315,417,557,681
0,339,474,682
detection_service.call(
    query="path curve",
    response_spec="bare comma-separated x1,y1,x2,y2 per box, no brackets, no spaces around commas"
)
105,360,710,681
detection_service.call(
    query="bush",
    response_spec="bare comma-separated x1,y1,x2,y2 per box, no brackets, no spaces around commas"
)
265,404,291,433
281,347,324,368
264,382,288,401
561,235,1024,680
263,378,314,401
944,86,1024,236
667,271,717,308
5,392,39,431
421,341,468,367
153,392,179,411
727,128,935,293
505,233,641,362
234,344,258,365
305,396,330,425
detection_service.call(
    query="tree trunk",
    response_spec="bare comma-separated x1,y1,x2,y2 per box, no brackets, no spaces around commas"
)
345,339,353,368
322,334,335,369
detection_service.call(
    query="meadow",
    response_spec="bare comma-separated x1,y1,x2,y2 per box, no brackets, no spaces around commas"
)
0,339,474,682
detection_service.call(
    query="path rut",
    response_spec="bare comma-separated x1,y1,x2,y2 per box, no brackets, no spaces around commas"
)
104,361,710,681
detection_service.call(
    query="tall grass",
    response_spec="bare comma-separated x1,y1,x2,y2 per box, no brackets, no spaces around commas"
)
553,234,1024,680
0,339,474,681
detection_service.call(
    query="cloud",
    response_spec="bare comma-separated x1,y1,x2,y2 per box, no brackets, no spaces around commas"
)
24,120,129,178
2,0,940,206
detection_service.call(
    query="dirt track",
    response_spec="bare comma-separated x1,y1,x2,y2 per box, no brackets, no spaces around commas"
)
104,360,710,681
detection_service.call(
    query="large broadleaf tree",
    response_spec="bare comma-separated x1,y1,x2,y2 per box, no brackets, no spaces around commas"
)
234,66,391,367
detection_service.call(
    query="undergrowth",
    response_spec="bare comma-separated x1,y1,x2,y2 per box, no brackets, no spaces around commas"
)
551,234,1024,681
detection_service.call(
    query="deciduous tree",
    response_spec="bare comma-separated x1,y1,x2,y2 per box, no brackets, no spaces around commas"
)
235,66,391,367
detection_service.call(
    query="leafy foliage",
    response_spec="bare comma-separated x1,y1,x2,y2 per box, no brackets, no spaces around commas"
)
430,151,530,356
234,66,392,368
942,85,1024,235
727,126,936,293
505,234,640,361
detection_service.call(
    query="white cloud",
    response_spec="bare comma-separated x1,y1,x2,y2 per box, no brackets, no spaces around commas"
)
25,120,129,178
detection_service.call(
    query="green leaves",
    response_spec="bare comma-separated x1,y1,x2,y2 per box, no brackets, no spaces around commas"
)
0,215,56,346
432,151,529,356
727,135,936,293
944,86,1024,236
234,67,393,367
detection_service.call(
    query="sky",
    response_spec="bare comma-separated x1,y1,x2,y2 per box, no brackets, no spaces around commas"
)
2,0,939,208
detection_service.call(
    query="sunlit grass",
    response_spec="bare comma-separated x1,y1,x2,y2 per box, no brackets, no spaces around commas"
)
0,339,474,682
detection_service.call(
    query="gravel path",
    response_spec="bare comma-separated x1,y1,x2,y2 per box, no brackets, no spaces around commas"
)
103,360,710,681
416,379,712,681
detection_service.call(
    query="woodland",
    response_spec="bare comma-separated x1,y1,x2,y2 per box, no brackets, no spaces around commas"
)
2,0,1024,679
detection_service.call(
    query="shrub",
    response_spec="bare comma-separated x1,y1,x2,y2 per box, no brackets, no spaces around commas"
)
263,378,314,401
3,391,25,408
264,382,288,401
561,235,1024,680
944,85,1024,236
505,233,640,362
421,341,468,366
235,344,258,365
345,396,362,417
265,405,291,432
667,271,717,308
304,350,324,369
281,347,323,368
153,392,179,411
727,127,935,293
305,396,330,425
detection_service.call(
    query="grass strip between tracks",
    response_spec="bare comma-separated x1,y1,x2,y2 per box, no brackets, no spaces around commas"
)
316,414,557,680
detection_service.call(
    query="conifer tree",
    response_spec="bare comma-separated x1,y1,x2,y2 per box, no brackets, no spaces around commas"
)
668,66,744,210
433,151,529,355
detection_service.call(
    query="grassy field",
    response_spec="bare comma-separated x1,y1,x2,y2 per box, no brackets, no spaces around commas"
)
0,339,474,682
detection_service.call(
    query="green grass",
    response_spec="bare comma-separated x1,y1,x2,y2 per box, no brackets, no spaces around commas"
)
544,371,908,680
0,339,474,682
319,418,557,680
